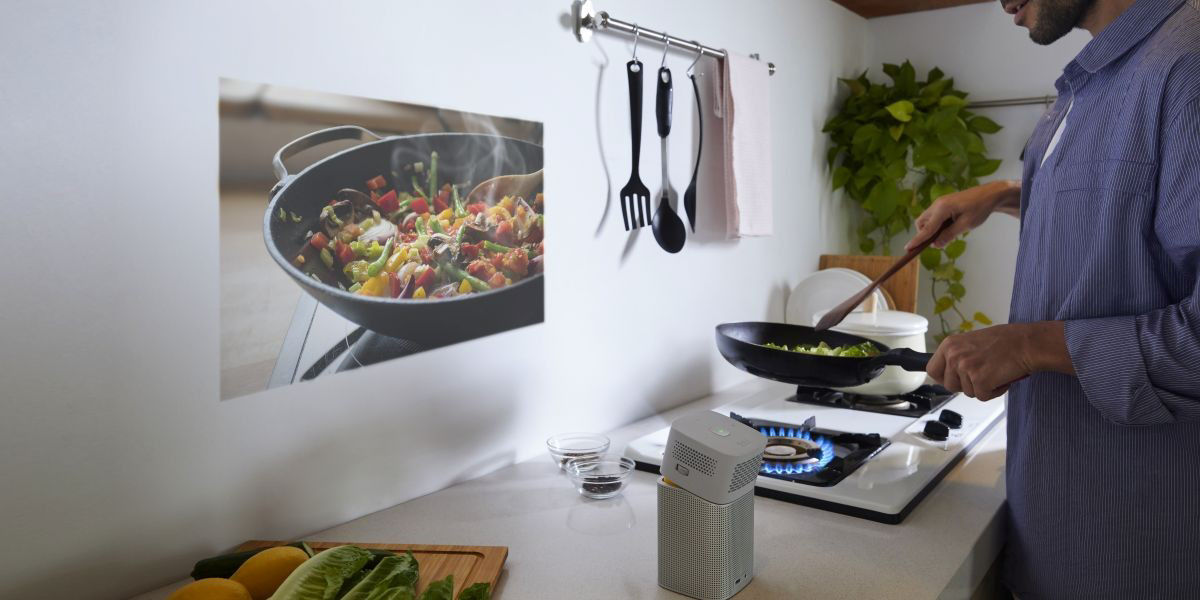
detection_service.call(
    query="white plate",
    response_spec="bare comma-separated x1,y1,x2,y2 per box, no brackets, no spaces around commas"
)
784,268,891,326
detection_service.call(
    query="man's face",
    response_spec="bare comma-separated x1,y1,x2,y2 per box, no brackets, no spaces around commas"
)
1001,0,1096,45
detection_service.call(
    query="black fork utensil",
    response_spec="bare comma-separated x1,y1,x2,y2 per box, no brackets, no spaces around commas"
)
620,56,651,230
651,41,686,253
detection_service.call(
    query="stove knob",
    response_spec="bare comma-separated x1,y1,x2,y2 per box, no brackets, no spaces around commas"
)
923,420,950,441
939,409,963,429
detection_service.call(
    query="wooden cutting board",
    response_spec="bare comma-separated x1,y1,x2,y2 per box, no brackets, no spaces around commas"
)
236,541,507,597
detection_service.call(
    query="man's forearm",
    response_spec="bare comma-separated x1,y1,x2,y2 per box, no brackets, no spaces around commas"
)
991,180,1022,217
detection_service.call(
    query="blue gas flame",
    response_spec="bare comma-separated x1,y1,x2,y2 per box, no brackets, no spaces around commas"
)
758,426,835,474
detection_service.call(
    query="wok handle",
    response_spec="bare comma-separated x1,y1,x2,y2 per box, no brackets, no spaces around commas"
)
873,348,933,373
270,125,383,195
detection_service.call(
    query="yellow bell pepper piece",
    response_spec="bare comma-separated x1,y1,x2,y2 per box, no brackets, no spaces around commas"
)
358,274,390,297
499,195,515,212
438,208,454,221
413,286,426,299
458,279,472,294
385,246,409,272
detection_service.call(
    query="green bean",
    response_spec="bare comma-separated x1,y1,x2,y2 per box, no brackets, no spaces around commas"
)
320,248,334,269
442,262,491,292
430,217,445,234
452,184,465,218
348,282,362,293
429,151,438,201
366,238,393,277
483,241,512,253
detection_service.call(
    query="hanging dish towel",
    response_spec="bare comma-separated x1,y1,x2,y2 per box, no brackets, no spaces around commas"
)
721,52,773,238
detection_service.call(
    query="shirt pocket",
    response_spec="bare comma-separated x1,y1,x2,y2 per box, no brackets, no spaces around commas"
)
1054,159,1155,197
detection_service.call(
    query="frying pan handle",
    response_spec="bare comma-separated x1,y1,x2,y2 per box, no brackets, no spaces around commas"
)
270,125,383,196
874,348,934,373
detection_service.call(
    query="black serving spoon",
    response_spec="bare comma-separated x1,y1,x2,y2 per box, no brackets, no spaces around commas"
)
651,46,687,253
684,49,703,233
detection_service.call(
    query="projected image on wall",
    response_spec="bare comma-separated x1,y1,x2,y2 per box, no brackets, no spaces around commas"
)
219,79,545,400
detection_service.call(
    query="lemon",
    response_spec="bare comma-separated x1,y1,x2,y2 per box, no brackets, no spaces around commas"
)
230,546,310,600
167,578,252,600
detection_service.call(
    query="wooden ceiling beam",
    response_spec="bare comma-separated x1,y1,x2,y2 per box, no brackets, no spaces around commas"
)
833,0,993,19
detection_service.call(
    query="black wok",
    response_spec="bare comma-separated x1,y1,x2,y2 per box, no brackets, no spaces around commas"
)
716,322,932,388
265,126,543,344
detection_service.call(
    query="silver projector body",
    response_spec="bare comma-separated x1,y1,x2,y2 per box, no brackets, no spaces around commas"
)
658,411,766,600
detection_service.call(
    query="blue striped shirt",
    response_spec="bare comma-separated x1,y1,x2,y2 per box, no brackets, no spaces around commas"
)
1006,0,1200,597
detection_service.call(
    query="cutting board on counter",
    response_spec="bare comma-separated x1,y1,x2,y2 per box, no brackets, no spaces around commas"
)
819,254,919,313
237,540,507,597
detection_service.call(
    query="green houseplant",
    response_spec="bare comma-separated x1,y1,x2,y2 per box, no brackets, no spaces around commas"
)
822,61,1002,342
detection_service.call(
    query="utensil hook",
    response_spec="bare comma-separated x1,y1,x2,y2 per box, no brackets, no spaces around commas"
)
631,24,640,61
687,41,703,77
661,34,670,67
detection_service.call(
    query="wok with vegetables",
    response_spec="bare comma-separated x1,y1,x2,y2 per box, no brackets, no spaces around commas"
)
265,127,544,343
716,322,933,388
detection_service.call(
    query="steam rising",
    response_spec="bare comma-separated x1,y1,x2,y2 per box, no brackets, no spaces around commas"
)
388,113,541,197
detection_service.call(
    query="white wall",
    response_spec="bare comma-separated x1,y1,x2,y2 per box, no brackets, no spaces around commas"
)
867,2,1090,327
0,1,867,597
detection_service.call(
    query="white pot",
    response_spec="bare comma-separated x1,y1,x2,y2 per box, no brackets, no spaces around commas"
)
810,309,928,396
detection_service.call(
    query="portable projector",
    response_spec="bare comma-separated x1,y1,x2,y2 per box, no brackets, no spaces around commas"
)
658,411,767,600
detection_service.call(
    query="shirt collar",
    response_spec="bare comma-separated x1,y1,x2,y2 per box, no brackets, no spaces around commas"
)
1073,0,1186,74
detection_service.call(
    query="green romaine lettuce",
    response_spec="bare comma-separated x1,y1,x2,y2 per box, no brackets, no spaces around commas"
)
456,583,490,600
340,552,419,600
270,545,372,600
416,575,454,600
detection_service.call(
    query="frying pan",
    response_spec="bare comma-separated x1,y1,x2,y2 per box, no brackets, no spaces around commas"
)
265,126,543,344
716,322,932,388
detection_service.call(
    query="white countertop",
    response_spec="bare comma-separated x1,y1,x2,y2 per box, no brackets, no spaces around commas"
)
134,380,1007,600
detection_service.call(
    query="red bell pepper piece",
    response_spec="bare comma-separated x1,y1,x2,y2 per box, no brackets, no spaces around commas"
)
466,202,486,214
366,175,387,191
375,190,399,213
334,240,356,265
410,197,430,214
309,232,329,250
413,266,435,290
389,271,403,298
433,190,449,213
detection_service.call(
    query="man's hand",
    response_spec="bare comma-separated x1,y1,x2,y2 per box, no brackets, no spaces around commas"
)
927,321,1075,401
905,180,1022,252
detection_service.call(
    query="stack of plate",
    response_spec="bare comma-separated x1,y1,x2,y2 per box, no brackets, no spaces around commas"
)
784,268,891,326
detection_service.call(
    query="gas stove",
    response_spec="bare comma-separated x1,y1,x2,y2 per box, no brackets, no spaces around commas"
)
789,384,956,418
625,382,1004,523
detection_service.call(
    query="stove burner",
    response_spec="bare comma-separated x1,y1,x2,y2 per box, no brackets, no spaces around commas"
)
758,427,835,474
788,385,954,418
730,414,889,487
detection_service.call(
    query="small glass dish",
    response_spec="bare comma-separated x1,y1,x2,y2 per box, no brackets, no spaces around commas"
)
546,433,610,471
565,457,635,499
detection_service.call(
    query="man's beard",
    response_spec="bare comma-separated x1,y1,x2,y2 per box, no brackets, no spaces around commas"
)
1029,0,1096,45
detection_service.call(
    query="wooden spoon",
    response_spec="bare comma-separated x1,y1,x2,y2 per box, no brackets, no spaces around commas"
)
465,168,543,206
814,219,953,332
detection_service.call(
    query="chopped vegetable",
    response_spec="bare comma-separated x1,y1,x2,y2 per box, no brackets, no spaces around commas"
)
366,238,393,277
376,190,399,213
309,232,329,250
458,583,491,600
763,340,881,357
290,211,302,223
339,553,418,600
366,175,387,191
278,207,287,222
417,574,453,600
292,151,544,301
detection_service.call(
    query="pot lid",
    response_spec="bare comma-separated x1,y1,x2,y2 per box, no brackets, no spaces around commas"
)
811,309,928,336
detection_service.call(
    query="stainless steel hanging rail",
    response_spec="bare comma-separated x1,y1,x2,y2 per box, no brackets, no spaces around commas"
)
572,0,776,76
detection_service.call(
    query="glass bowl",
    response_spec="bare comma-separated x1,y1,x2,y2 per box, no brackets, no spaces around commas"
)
565,457,635,499
546,433,610,471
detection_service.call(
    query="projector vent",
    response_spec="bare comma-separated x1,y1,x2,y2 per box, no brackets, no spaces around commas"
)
728,454,762,493
672,441,716,477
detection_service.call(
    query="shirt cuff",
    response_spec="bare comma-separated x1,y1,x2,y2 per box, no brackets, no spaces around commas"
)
1064,316,1173,425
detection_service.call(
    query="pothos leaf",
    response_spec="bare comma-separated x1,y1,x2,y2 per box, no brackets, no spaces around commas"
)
970,158,1003,177
935,296,954,314
885,100,915,123
860,237,876,254
832,166,852,191
967,115,1002,134
949,283,966,299
945,239,967,259
974,312,993,325
920,247,942,270
960,321,975,332
889,125,905,141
